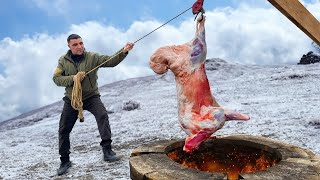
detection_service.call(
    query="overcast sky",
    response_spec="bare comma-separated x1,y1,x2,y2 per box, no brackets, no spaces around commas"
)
0,0,319,121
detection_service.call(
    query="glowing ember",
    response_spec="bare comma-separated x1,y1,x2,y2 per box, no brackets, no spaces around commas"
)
167,142,280,179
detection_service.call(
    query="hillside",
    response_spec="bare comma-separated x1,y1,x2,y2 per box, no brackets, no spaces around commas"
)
0,59,319,179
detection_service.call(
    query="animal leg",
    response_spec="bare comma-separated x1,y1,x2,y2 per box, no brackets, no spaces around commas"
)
224,109,250,121
183,131,211,153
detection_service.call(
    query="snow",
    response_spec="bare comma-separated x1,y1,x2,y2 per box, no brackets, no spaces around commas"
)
0,59,319,179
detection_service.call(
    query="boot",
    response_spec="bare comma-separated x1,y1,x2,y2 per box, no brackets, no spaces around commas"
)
102,147,121,162
57,161,71,176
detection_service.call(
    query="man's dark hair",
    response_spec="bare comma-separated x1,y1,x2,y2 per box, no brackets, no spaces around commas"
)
67,34,81,43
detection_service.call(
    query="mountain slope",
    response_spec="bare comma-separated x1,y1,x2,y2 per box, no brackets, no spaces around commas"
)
0,59,319,179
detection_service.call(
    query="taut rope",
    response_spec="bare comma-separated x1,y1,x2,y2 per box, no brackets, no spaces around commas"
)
72,6,192,122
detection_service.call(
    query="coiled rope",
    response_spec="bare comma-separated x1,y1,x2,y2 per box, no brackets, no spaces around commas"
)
72,6,192,122
71,71,86,122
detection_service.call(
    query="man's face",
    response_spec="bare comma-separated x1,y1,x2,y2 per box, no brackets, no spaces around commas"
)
68,38,84,55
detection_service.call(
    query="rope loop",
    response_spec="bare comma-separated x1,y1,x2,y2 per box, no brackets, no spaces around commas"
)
71,71,86,122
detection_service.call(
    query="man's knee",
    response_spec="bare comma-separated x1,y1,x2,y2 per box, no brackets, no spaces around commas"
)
58,121,74,136
97,111,109,121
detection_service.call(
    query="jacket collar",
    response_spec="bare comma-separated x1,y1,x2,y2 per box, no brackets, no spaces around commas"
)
64,49,87,62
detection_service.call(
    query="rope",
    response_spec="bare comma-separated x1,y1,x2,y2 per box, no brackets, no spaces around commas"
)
86,6,192,75
71,6,192,122
71,71,86,122
133,7,192,44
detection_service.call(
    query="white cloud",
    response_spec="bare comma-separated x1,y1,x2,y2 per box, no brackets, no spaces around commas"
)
0,1,319,121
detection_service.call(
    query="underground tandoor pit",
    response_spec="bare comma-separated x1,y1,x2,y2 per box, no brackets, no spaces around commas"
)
129,135,320,180
167,139,281,179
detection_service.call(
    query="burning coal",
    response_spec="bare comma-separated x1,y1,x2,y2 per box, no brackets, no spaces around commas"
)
167,141,281,180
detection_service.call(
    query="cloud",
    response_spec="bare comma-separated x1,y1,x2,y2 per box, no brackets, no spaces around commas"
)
0,1,319,121
204,4,315,64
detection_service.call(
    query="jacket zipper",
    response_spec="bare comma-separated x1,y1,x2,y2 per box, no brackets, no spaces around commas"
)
66,55,94,89
84,57,94,88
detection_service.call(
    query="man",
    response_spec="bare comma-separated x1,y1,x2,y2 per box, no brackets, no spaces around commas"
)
53,34,134,176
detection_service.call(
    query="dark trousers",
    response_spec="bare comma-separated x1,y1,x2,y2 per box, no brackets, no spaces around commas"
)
58,95,112,162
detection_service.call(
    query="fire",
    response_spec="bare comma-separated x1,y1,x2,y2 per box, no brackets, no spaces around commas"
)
167,144,280,180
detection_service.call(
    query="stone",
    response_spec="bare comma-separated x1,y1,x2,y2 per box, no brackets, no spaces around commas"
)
298,51,320,65
122,100,140,111
129,134,320,180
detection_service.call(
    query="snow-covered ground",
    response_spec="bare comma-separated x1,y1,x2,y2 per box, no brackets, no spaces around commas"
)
0,59,319,179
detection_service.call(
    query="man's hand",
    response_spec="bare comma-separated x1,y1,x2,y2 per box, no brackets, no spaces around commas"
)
73,72,86,82
123,42,134,53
